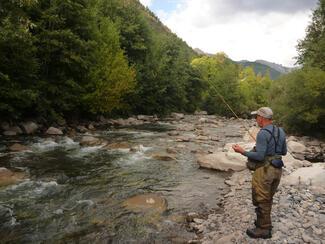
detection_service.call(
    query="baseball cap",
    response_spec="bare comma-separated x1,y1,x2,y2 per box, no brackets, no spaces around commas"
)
251,107,273,119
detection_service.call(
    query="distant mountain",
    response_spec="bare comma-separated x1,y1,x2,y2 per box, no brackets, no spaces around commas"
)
255,60,294,74
194,48,214,57
193,49,294,80
237,60,283,80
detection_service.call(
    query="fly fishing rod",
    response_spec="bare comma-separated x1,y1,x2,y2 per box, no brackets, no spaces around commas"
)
206,81,257,142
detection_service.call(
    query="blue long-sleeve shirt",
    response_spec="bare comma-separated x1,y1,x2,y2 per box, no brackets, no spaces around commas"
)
244,124,287,162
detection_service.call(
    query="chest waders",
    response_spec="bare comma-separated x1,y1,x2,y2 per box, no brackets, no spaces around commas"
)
247,125,284,238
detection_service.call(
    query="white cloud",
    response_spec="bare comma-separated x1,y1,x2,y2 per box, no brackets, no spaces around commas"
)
139,0,153,7
157,0,315,66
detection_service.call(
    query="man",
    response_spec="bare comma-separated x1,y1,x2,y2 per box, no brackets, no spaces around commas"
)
232,107,287,239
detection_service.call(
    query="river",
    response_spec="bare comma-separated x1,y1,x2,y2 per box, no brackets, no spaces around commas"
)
0,118,247,243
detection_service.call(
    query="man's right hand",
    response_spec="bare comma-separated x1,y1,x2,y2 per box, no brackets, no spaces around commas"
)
232,144,245,155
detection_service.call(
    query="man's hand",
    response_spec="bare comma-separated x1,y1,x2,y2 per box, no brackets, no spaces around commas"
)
232,144,245,155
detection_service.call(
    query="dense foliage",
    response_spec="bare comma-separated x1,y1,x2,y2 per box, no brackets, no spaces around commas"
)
0,0,197,121
269,0,325,135
0,0,323,136
191,53,241,116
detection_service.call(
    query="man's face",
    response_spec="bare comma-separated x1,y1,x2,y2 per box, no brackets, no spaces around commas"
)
256,115,263,128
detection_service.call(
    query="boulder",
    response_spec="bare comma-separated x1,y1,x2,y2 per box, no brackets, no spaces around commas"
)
21,121,38,134
288,141,306,153
171,113,184,120
46,127,63,135
80,136,103,146
197,152,247,172
88,124,95,130
9,143,30,152
283,163,325,189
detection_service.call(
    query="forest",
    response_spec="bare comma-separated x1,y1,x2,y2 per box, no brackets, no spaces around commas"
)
0,0,324,135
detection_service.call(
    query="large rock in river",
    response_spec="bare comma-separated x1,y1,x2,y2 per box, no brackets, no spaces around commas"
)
197,152,247,172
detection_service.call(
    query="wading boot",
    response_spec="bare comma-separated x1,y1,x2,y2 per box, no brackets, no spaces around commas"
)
246,227,272,239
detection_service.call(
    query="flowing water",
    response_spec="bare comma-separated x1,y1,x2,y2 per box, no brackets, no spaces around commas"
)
0,123,233,243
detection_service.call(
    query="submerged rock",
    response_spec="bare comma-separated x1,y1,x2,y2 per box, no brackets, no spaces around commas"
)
9,143,30,152
152,154,176,161
0,167,25,187
123,194,168,213
105,142,130,150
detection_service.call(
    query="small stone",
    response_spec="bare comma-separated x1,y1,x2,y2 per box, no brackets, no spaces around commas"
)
312,226,322,235
193,218,205,224
302,233,315,243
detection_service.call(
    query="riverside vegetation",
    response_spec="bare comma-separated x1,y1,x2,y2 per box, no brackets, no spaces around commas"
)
0,0,324,136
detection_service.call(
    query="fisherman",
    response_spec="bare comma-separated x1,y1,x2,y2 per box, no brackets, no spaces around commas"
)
232,107,287,239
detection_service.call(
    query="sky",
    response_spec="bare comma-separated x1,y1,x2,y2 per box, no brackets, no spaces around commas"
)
139,0,319,67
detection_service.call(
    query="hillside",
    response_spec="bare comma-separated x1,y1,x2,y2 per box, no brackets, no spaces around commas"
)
237,60,283,80
255,60,294,74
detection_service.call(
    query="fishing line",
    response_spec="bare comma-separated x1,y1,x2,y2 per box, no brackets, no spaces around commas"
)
206,80,256,141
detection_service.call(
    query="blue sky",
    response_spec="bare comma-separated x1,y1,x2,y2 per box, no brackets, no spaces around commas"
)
140,0,318,66
149,0,177,13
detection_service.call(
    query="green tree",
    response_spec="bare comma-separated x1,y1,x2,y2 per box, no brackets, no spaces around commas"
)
239,67,271,113
191,53,241,116
269,67,325,134
28,0,95,120
84,19,136,114
297,0,325,70
0,0,39,119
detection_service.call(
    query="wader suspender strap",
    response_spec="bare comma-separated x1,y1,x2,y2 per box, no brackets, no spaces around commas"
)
261,126,280,155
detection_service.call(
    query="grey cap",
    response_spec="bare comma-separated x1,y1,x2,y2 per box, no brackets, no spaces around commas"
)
251,107,273,119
